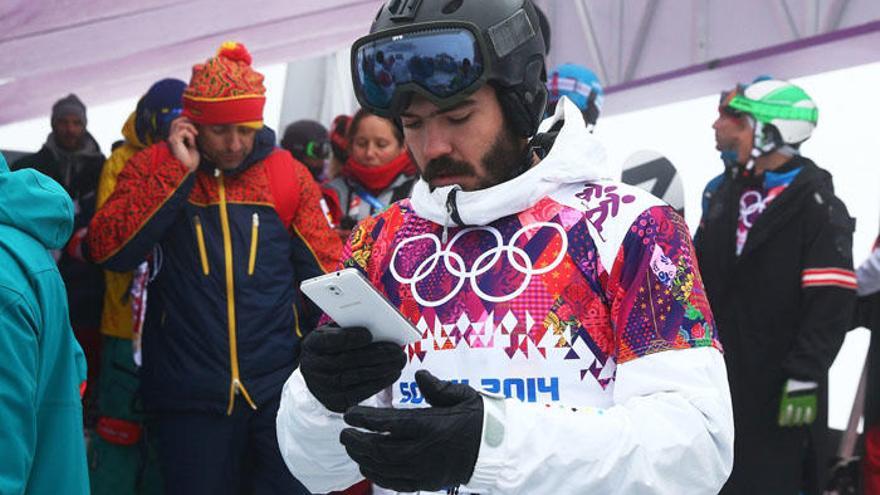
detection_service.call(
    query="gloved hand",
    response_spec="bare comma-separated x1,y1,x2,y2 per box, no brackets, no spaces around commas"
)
340,370,484,493
300,325,406,414
778,378,819,427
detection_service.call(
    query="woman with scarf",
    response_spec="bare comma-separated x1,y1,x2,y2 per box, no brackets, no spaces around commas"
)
323,109,416,235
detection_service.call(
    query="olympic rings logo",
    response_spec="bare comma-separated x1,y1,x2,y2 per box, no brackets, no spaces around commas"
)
739,190,769,228
389,222,568,307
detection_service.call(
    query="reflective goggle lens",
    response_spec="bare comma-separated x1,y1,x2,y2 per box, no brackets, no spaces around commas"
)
306,141,331,160
156,107,183,138
354,28,485,112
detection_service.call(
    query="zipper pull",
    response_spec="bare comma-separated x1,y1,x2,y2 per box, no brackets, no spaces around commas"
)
442,186,462,244
252,212,259,227
214,168,221,178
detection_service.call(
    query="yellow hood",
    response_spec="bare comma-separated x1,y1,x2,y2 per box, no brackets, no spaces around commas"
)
121,111,151,150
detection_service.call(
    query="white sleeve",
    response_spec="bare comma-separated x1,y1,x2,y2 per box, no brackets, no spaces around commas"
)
275,369,379,493
857,247,880,296
464,346,734,495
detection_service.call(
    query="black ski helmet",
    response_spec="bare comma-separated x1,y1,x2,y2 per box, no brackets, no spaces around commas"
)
351,0,548,138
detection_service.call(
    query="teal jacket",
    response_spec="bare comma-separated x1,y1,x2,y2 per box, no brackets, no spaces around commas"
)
0,152,89,494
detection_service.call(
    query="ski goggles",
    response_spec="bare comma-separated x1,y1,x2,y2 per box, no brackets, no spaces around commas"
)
293,140,331,160
351,23,490,118
718,105,744,119
546,75,600,107
155,107,183,137
718,85,745,118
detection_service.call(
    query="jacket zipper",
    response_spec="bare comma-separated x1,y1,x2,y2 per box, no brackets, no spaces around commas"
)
248,213,259,276
193,215,210,275
216,170,257,414
292,302,302,339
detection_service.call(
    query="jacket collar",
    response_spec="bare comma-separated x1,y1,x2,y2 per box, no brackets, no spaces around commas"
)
44,131,103,162
737,157,826,258
409,97,617,227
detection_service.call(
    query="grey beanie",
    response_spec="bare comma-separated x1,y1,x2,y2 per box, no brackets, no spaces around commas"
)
52,94,87,125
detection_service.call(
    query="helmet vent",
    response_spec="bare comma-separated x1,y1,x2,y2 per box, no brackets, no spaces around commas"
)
442,0,463,14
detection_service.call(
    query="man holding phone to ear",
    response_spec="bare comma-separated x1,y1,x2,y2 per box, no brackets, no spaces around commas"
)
276,1,733,494
88,42,340,494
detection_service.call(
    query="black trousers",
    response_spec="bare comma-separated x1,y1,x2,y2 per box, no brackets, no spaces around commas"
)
721,426,813,495
155,396,311,495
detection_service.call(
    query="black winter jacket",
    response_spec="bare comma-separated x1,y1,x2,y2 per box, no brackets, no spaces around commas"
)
695,156,856,433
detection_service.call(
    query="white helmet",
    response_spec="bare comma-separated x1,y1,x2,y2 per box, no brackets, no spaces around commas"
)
727,79,818,154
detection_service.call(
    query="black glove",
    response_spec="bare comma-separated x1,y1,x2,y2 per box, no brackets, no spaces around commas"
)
300,325,406,414
340,370,483,492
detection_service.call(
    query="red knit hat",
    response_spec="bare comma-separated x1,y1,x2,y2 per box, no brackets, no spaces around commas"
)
182,42,266,128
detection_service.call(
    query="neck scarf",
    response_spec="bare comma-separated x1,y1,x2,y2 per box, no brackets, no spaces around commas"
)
344,151,415,194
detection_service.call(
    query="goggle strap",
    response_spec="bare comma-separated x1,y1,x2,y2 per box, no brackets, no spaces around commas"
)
488,9,535,58
548,76,594,100
728,96,818,123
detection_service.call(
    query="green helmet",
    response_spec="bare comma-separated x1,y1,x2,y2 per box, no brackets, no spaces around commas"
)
727,79,818,153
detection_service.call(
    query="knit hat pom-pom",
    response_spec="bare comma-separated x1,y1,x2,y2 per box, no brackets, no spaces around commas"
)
217,41,252,66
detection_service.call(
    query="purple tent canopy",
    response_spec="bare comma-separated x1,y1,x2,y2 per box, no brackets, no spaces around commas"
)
2,0,880,125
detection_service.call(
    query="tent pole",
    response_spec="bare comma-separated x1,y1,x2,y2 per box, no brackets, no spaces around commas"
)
824,0,851,33
622,0,660,83
777,0,802,39
573,0,611,85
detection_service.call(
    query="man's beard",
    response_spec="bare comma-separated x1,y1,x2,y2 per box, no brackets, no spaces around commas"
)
420,124,528,191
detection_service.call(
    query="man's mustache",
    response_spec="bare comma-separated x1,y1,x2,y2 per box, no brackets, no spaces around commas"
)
421,156,475,182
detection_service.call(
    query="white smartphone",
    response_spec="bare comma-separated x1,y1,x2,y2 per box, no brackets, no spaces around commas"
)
300,268,422,346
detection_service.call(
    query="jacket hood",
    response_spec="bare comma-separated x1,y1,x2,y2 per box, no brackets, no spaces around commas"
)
0,152,74,249
121,111,149,149
410,97,617,226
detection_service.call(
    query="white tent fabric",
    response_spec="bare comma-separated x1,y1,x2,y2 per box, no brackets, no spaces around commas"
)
545,0,880,90
3,1,880,127
0,0,379,126
279,50,357,133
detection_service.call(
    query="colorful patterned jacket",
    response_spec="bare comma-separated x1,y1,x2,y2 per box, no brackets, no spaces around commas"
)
277,99,734,494
88,127,341,414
